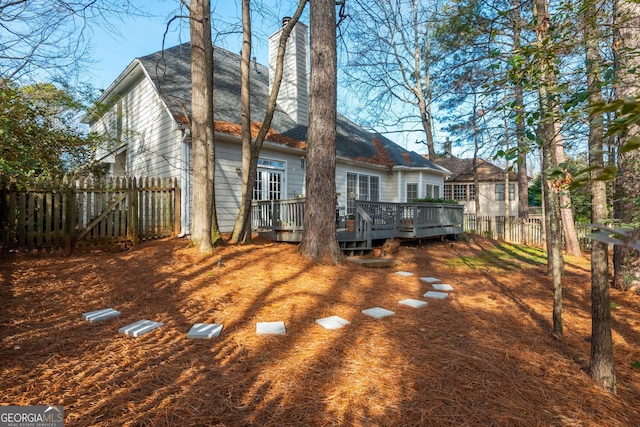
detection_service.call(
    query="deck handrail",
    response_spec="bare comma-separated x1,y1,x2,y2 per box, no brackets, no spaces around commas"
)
251,198,463,236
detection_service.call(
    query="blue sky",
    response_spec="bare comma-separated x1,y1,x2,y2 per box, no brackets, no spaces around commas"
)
86,0,432,155
89,0,303,90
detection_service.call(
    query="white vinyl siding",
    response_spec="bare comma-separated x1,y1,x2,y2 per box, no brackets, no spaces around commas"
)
346,172,381,214
90,71,183,179
213,142,305,232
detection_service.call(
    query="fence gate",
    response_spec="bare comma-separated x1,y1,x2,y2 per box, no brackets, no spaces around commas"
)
0,176,180,252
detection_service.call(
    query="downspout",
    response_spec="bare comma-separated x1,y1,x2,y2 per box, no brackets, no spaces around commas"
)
179,128,192,237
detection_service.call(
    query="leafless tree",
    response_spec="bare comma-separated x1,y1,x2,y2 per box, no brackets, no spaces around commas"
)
342,0,437,159
0,0,143,83
230,0,307,244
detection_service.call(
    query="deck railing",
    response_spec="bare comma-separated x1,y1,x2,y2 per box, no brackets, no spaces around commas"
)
251,198,464,241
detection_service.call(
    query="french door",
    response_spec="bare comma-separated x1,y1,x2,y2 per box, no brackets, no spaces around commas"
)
253,168,283,201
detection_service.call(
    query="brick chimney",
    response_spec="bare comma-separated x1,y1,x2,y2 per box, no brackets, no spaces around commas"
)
268,17,309,127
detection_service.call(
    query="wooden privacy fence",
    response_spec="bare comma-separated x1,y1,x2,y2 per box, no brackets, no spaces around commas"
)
464,214,592,251
0,176,180,252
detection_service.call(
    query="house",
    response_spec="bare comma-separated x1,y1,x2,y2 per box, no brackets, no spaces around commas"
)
83,21,451,235
433,145,519,217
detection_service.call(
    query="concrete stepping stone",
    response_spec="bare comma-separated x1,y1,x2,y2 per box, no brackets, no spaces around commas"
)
420,277,440,284
256,321,286,335
316,316,351,330
82,308,121,322
399,298,428,308
395,271,414,277
362,307,395,319
423,291,449,300
187,323,223,339
432,283,454,291
119,319,164,337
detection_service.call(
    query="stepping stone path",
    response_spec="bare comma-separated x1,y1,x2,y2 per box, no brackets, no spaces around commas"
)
362,307,395,319
119,319,164,337
84,270,460,340
399,298,428,308
395,271,414,277
187,323,223,339
82,308,121,322
316,316,351,330
423,291,449,300
256,321,286,335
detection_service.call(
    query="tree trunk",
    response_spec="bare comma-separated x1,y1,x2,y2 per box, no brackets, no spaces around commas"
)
533,0,564,335
230,0,253,245
613,0,640,291
585,0,616,392
472,93,480,216
503,98,510,241
189,0,217,253
552,123,581,257
230,0,307,244
299,0,342,264
512,0,529,223
417,0,435,160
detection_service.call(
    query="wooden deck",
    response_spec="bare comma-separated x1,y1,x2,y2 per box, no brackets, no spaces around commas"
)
251,199,464,253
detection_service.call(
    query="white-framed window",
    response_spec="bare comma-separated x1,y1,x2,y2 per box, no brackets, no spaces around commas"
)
425,183,441,199
346,172,380,214
469,184,476,201
495,183,515,201
406,183,418,202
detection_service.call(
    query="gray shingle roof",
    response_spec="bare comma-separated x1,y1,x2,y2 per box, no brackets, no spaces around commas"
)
138,43,443,170
434,155,517,182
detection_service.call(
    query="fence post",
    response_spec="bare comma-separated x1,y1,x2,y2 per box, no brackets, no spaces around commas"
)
63,176,74,255
131,177,139,245
173,178,181,236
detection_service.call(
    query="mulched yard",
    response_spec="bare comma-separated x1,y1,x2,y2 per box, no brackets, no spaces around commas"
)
1,236,639,426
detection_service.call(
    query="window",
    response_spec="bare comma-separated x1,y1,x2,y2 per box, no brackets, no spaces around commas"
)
254,158,285,201
406,183,418,202
425,183,440,199
454,184,467,201
258,159,285,169
346,172,380,214
495,183,515,201
444,184,452,200
469,184,475,201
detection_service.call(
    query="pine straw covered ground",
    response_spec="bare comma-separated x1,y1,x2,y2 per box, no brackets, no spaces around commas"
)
1,236,639,426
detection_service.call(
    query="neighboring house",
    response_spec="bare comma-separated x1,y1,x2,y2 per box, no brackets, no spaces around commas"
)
433,150,519,217
83,21,450,234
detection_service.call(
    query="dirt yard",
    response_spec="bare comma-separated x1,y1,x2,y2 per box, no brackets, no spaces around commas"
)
1,236,639,426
